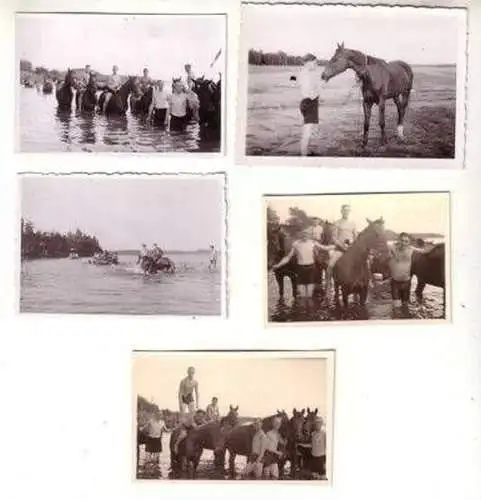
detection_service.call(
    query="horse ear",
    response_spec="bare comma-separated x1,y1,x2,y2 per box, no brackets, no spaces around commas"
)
314,408,318,415
229,404,233,410
341,41,345,48
293,407,296,414
235,406,239,411
301,409,305,415
366,218,373,225
379,216,385,224
307,406,311,413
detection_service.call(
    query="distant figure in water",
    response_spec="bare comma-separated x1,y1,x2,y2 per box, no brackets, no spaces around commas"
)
137,243,148,264
209,243,217,270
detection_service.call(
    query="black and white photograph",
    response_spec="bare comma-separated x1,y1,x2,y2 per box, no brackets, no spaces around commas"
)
242,3,466,159
19,174,225,315
16,13,224,153
133,351,333,481
266,192,449,322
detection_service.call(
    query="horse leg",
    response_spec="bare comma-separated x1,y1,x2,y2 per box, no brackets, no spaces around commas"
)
362,100,373,148
378,97,386,145
359,286,368,307
415,280,426,302
275,271,285,301
398,90,411,140
291,273,298,300
228,450,236,479
341,287,349,308
393,95,404,140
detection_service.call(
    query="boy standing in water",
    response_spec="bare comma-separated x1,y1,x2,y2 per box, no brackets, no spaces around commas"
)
102,65,122,113
297,54,323,156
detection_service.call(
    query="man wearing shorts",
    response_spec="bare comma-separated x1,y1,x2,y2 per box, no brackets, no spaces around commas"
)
263,417,284,479
272,229,334,298
178,366,199,415
298,53,323,156
389,232,425,308
244,418,267,479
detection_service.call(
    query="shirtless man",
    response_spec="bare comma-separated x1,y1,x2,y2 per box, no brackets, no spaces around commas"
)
326,205,358,288
178,366,199,415
206,397,220,422
173,367,199,454
297,54,324,156
245,418,267,479
389,232,425,308
272,229,334,298
139,67,152,94
77,64,91,110
151,243,164,263
102,65,122,113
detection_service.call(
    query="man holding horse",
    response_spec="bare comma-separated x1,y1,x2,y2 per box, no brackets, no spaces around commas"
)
272,229,334,298
244,418,267,479
297,53,324,156
102,65,122,113
389,232,425,308
263,416,285,479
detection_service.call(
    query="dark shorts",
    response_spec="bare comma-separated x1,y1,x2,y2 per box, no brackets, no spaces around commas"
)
146,436,162,454
310,455,326,475
181,393,193,404
262,451,278,466
300,97,319,124
297,263,317,285
152,108,167,126
248,453,260,464
170,114,187,132
391,279,411,303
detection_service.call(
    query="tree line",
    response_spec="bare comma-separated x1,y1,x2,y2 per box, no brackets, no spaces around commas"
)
248,49,328,66
137,395,183,430
21,218,102,260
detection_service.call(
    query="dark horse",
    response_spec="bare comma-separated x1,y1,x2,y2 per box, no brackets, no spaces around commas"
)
411,243,446,304
267,225,297,301
98,77,138,116
130,85,153,115
55,69,75,110
75,73,98,112
224,410,295,479
140,255,176,275
333,218,389,308
191,77,221,140
170,406,239,479
322,42,414,147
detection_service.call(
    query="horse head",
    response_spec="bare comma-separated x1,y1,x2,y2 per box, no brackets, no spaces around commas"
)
64,68,75,86
192,78,219,115
222,405,240,430
290,408,306,441
322,42,359,82
356,217,389,256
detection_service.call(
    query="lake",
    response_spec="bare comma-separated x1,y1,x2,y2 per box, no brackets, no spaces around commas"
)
247,64,456,158
18,86,220,153
20,252,221,315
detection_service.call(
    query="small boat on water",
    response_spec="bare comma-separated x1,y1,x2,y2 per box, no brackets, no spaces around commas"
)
89,251,119,266
69,251,79,259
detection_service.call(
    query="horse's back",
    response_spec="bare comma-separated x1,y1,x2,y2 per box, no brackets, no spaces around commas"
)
386,60,413,95
412,244,445,287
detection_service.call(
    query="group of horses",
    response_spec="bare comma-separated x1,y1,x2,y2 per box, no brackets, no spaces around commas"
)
51,69,221,137
268,219,446,309
137,406,322,480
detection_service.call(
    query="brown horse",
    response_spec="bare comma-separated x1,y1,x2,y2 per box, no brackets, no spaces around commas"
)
333,218,389,308
411,243,446,304
169,406,239,479
322,43,413,147
267,225,298,301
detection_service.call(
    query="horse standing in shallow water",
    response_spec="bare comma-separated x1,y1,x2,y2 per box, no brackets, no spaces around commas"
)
169,406,239,479
76,73,98,112
98,76,138,116
321,43,414,148
191,77,222,140
333,218,389,308
55,69,75,110
411,242,446,305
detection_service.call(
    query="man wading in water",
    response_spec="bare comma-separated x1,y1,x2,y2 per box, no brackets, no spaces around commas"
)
272,229,334,298
173,367,199,454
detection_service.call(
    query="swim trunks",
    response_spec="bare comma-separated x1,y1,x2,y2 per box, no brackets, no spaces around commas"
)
297,263,317,285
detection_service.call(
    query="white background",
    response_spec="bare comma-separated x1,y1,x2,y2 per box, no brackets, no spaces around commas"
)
0,1,480,500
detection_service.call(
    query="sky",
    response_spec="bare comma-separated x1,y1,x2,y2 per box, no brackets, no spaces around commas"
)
244,4,463,65
132,352,329,419
21,175,224,251
16,14,225,80
267,192,449,235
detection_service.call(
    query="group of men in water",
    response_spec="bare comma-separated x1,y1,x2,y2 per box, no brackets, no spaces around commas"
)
137,243,217,269
73,63,201,129
271,203,427,308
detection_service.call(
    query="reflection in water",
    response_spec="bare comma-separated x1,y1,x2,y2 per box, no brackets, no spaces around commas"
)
19,87,220,153
77,112,96,145
268,273,445,322
55,108,72,146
